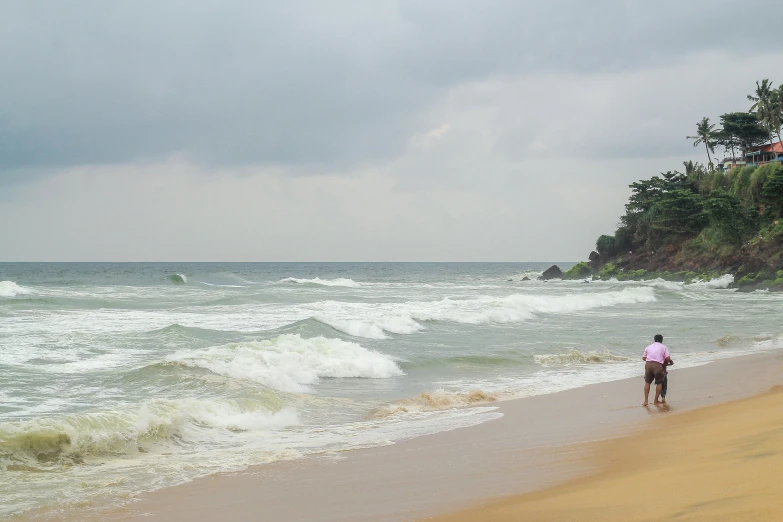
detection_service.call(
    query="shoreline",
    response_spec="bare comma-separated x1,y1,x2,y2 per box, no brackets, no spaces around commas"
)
34,349,783,522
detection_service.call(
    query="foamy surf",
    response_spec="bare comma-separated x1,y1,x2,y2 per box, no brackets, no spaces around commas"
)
0,281,31,298
166,334,404,393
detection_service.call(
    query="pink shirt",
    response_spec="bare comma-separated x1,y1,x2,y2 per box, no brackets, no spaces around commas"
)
643,342,670,364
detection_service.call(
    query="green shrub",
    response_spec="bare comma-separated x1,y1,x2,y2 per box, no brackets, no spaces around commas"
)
599,262,618,280
563,262,593,280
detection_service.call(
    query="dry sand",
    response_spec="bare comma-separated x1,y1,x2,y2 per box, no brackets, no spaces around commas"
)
431,385,783,522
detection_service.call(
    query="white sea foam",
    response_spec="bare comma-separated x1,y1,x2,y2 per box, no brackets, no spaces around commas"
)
278,277,361,288
0,281,31,298
198,282,246,288
316,287,657,339
166,334,404,392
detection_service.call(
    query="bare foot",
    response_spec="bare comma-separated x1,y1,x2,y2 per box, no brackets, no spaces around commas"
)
642,402,649,406
661,398,667,404
654,400,662,405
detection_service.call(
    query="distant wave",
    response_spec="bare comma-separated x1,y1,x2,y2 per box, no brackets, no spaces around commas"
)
0,281,31,298
198,281,246,288
0,398,297,469
165,334,403,393
315,287,657,339
374,389,499,417
534,348,630,365
278,277,361,288
167,274,187,285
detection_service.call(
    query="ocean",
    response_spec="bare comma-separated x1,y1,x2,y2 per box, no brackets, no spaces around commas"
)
1,262,781,517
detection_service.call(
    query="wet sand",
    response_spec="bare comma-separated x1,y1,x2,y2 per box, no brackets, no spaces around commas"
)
431,384,783,521
46,351,783,522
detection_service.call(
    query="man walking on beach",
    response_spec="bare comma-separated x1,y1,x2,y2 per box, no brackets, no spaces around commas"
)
642,334,672,406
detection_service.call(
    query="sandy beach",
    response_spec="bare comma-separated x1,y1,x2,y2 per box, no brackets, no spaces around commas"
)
37,349,783,522
432,384,783,521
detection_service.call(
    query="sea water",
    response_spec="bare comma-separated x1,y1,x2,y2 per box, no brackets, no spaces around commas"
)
1,262,781,516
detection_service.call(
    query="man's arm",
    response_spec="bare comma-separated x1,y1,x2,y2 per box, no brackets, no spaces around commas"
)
665,356,673,366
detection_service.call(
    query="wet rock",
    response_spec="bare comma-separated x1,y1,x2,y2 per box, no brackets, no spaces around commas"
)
539,265,563,280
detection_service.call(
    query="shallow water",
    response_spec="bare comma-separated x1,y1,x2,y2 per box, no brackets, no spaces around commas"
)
1,262,781,517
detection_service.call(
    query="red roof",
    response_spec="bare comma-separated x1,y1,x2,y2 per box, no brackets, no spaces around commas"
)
748,141,783,153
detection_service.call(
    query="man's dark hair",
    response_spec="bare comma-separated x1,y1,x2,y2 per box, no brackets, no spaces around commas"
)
654,334,663,343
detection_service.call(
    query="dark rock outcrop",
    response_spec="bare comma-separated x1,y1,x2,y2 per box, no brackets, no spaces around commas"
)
539,265,563,280
521,276,530,281
588,250,601,270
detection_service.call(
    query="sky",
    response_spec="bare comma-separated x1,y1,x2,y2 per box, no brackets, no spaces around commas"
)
1,0,782,261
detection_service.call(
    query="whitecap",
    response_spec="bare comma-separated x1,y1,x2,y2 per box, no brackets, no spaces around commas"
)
0,281,31,298
166,334,404,393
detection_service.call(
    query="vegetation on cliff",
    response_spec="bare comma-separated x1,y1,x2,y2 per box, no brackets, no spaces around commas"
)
592,79,783,289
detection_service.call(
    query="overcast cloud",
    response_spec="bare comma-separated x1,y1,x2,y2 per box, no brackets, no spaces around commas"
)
1,0,782,261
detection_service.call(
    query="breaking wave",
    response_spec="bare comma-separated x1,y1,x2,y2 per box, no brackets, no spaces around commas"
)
374,389,499,417
0,399,297,470
167,274,187,285
165,334,404,393
315,316,424,340
534,349,630,365
0,281,31,298
278,277,361,288
691,274,734,289
317,287,657,339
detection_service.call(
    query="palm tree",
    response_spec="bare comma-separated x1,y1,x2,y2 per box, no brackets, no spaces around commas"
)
772,86,783,148
687,117,718,169
748,79,775,144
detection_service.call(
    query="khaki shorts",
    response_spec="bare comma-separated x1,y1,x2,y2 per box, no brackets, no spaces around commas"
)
644,361,665,385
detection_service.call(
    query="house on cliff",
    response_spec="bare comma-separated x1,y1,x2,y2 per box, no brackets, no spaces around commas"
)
718,157,747,171
746,141,783,166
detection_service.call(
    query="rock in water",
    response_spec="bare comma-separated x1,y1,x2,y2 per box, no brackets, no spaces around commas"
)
539,265,564,280
521,276,531,281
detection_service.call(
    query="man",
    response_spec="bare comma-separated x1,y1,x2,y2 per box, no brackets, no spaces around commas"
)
642,334,672,406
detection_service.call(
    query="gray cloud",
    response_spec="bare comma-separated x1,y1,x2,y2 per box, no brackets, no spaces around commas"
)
1,0,780,173
3,1,783,261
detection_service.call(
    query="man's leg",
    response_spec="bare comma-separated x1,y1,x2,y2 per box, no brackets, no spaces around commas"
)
643,382,651,406
661,375,668,403
654,383,663,404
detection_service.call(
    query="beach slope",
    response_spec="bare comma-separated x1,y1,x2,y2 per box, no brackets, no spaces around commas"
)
432,385,783,521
